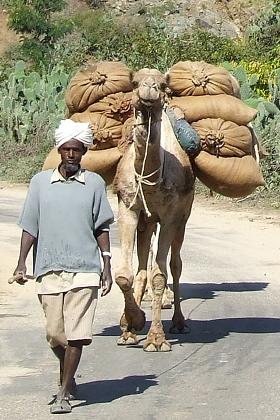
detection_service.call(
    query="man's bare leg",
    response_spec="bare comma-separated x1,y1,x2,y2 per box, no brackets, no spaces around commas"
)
51,345,65,385
50,340,86,414
58,340,83,399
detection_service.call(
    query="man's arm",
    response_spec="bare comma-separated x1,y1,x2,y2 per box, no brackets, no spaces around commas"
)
95,229,113,296
13,230,36,285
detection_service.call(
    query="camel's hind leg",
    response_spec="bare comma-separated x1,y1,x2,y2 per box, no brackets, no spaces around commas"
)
169,223,190,334
115,199,145,346
134,219,157,307
170,193,193,334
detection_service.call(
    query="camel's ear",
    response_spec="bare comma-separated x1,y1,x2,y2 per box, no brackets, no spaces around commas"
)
129,70,135,83
163,72,172,96
164,72,170,87
129,70,134,85
130,70,139,89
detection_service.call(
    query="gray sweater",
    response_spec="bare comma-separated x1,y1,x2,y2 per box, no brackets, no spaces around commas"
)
19,169,114,277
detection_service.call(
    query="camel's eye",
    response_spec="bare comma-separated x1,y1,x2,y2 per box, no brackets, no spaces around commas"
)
160,82,167,91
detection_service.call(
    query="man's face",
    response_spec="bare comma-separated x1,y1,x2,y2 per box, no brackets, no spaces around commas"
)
58,139,86,173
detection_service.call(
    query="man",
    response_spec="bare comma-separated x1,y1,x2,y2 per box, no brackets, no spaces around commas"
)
13,119,114,414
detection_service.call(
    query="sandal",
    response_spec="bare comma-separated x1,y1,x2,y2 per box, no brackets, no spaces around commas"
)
50,396,72,414
53,378,78,401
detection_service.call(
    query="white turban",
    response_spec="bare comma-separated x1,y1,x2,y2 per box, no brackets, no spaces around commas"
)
55,119,93,148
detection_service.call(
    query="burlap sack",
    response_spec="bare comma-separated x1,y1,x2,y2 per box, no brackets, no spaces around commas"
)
65,61,133,113
170,95,257,125
71,112,123,150
87,92,132,122
194,151,265,197
118,117,134,155
42,147,121,185
192,118,252,157
168,61,233,96
229,74,241,99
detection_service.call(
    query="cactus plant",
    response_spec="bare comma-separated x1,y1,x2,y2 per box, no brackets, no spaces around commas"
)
0,61,70,146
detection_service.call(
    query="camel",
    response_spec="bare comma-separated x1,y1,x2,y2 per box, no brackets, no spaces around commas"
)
113,68,195,352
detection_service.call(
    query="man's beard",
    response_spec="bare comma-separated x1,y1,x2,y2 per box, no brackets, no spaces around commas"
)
65,163,80,173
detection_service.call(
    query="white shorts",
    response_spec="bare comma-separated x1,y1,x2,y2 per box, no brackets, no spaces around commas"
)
39,287,98,348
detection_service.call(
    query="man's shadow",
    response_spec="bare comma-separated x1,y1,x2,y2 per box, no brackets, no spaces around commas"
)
73,374,158,408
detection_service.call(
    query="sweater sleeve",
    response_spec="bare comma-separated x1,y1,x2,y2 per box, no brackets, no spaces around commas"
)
18,176,40,238
92,179,114,231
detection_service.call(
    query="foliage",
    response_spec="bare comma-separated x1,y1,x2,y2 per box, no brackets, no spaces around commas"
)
255,117,280,191
5,0,73,69
73,9,243,71
0,61,69,181
245,0,280,60
49,31,91,74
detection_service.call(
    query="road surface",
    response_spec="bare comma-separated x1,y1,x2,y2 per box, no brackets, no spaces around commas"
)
0,183,279,419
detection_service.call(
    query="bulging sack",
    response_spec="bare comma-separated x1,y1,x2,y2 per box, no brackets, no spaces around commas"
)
87,92,132,122
229,74,241,99
170,94,257,126
118,117,134,155
71,112,123,150
194,151,265,198
65,61,133,113
168,61,233,96
192,118,252,157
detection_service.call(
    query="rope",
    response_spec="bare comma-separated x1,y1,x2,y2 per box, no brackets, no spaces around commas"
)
127,111,162,218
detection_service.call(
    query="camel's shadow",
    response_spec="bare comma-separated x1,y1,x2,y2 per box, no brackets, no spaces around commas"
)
95,316,280,346
72,374,158,407
95,280,273,345
178,280,269,301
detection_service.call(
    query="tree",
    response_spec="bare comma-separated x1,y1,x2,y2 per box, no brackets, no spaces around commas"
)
6,0,72,67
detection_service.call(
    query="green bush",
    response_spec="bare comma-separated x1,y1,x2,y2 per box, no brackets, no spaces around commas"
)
256,116,280,191
245,0,280,60
72,9,244,71
5,0,73,70
0,61,70,181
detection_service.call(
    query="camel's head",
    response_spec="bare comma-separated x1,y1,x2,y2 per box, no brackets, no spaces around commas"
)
131,68,169,110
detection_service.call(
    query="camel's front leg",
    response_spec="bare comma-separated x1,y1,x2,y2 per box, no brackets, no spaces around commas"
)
143,226,173,352
115,199,145,345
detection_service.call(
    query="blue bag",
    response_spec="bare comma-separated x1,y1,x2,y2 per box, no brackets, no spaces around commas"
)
165,106,201,156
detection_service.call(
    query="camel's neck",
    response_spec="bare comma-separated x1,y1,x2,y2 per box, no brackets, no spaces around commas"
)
133,107,163,180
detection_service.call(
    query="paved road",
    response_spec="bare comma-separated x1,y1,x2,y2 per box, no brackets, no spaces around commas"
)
0,185,280,419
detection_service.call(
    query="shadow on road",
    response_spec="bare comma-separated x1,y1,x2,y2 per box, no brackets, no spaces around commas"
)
167,317,280,344
94,281,272,346
179,281,269,301
73,374,158,407
95,317,280,345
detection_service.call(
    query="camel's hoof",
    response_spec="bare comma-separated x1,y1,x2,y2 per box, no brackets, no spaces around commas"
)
126,308,146,331
117,332,138,346
143,340,172,352
169,323,190,334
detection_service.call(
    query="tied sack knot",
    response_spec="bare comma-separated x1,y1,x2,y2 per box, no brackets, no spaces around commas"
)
201,130,225,157
89,72,107,85
192,70,209,88
111,98,132,115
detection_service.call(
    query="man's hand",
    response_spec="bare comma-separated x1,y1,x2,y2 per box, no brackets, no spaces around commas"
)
12,265,28,285
12,230,35,285
100,264,113,296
